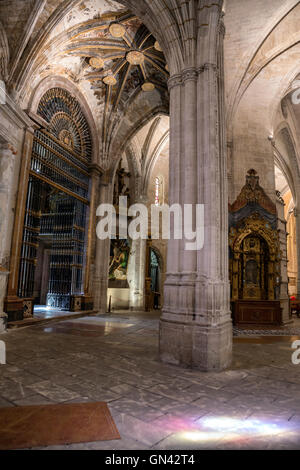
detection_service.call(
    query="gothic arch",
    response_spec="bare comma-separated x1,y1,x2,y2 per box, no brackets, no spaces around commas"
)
28,75,99,165
143,129,169,193
108,106,169,167
150,244,164,274
0,20,9,81
273,123,297,205
6,81,97,318
226,1,300,135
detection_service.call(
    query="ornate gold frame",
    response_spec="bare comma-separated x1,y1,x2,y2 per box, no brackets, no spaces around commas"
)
229,213,281,301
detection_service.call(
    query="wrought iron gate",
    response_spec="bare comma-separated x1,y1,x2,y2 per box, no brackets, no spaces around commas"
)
18,88,92,310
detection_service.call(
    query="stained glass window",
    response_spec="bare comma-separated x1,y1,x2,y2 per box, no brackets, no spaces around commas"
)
155,176,161,206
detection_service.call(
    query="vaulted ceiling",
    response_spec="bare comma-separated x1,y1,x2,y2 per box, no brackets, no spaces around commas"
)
2,0,300,180
0,0,169,168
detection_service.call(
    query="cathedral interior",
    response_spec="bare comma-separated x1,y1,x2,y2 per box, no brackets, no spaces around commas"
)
1,0,300,451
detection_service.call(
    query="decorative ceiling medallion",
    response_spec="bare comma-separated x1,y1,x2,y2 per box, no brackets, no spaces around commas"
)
102,13,117,21
89,57,104,69
154,41,162,52
142,82,155,92
109,23,126,38
103,75,117,86
126,51,145,65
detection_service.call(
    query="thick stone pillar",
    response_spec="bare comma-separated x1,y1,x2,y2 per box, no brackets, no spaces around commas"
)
127,194,147,311
83,163,103,310
93,172,113,313
160,2,232,371
0,88,35,323
0,269,8,333
128,237,147,311
276,193,290,323
0,142,16,331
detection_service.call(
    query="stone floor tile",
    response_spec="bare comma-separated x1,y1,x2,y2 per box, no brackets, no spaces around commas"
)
109,398,166,422
2,310,300,450
0,396,15,407
113,413,173,447
27,380,80,402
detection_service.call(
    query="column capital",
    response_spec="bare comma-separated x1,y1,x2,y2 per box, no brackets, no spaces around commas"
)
100,170,112,187
168,74,182,92
168,67,205,92
168,63,219,91
89,163,104,177
182,68,198,84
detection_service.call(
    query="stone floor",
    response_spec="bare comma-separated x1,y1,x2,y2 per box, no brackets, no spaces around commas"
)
34,306,78,320
7,306,96,330
1,311,300,450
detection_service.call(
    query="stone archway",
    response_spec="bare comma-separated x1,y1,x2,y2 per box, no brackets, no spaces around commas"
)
5,80,101,321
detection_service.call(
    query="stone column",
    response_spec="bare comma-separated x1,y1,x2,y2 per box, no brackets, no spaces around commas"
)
93,172,113,313
276,193,290,323
0,89,35,323
160,2,232,371
0,143,17,263
0,142,18,331
127,194,147,311
0,268,9,333
83,163,103,311
128,237,147,311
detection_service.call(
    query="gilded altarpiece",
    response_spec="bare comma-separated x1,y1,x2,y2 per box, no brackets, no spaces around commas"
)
229,170,282,325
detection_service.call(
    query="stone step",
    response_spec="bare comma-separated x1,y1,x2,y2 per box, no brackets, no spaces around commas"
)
7,310,99,330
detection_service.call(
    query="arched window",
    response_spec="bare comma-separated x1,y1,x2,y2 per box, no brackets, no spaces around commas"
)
155,176,163,206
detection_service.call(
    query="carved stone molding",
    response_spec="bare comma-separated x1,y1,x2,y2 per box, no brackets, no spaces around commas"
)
276,190,285,205
168,74,182,92
168,64,219,91
182,68,198,84
218,18,226,38
89,163,104,177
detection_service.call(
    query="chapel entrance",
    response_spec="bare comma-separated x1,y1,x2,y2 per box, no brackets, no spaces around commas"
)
5,87,93,321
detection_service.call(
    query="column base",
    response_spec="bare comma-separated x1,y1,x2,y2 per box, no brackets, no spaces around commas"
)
4,296,24,322
159,318,232,371
70,295,94,312
280,298,290,324
93,279,108,313
81,295,94,312
0,312,7,333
